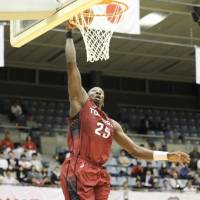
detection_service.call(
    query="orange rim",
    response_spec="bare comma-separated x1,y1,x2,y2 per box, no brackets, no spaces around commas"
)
77,0,128,17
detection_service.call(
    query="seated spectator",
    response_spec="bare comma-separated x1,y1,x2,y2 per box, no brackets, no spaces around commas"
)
157,118,168,132
143,170,154,188
189,146,200,171
1,169,19,185
51,165,61,185
17,154,31,183
168,163,179,177
192,173,200,186
28,165,50,186
41,166,51,184
10,99,26,126
169,172,185,191
7,150,19,172
18,154,32,170
159,163,169,178
161,179,171,192
0,150,8,175
142,162,153,178
180,164,190,179
139,115,154,134
131,161,143,178
30,153,43,172
13,143,25,159
183,180,196,192
23,135,37,151
0,131,14,150
118,149,130,167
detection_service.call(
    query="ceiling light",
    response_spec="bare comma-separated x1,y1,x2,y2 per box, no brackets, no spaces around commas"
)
140,12,169,28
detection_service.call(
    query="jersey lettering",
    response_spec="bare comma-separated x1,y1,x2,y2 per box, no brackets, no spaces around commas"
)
90,108,100,116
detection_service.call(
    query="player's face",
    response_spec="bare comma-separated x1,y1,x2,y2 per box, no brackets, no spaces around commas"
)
88,87,104,108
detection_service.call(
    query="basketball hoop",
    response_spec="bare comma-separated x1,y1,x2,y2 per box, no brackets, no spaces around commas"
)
69,0,128,62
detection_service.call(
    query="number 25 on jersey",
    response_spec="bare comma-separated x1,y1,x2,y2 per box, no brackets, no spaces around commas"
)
95,122,110,139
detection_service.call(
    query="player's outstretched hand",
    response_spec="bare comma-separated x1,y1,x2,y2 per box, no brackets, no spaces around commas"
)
167,151,190,164
66,20,77,30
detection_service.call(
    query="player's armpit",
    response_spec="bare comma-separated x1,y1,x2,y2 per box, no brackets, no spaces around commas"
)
112,120,153,160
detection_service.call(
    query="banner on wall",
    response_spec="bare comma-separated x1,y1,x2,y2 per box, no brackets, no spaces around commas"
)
0,185,199,200
0,25,4,67
195,45,200,84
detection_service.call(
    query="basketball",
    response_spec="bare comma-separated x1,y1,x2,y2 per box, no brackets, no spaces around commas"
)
106,3,123,24
69,8,94,28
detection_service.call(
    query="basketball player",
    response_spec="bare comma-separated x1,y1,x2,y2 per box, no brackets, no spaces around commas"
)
60,31,190,200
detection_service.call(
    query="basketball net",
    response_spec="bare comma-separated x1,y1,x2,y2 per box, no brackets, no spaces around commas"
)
71,1,127,62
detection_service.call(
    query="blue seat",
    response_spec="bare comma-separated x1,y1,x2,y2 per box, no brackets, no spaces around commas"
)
110,176,118,186
117,177,127,186
106,166,118,176
105,157,118,166
128,177,136,186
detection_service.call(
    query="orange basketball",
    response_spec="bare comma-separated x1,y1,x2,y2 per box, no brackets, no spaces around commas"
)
69,8,94,28
106,3,123,24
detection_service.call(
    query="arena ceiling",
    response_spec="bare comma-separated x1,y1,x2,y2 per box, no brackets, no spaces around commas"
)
4,0,200,83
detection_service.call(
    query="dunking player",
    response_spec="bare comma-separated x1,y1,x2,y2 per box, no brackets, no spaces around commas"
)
60,30,190,200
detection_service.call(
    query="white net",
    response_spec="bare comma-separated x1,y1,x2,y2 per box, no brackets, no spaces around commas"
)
76,25,113,62
72,2,126,62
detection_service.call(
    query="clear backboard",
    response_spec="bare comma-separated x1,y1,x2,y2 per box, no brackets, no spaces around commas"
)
10,0,103,47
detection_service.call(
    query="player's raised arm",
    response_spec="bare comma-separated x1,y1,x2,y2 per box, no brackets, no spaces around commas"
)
112,120,191,164
65,31,88,117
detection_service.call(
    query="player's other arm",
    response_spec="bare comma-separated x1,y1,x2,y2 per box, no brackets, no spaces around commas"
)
65,31,88,117
112,120,190,164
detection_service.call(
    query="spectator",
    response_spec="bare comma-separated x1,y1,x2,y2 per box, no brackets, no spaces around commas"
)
139,115,154,134
13,143,25,159
161,179,171,192
18,154,31,171
143,161,153,178
41,166,51,185
192,173,200,186
30,153,43,172
10,100,26,126
143,170,154,188
180,164,190,179
118,149,130,167
0,150,8,175
7,150,19,171
17,154,31,183
1,169,19,185
23,135,37,151
159,163,169,178
169,172,185,191
0,131,14,150
168,163,179,177
183,180,196,192
131,161,143,178
158,118,168,132
51,165,61,185
189,146,200,171
28,165,50,186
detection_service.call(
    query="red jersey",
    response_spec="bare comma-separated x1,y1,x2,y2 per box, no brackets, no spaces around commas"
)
1,139,14,149
23,141,37,150
67,99,114,166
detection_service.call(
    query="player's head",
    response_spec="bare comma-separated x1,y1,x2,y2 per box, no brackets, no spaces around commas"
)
88,87,104,108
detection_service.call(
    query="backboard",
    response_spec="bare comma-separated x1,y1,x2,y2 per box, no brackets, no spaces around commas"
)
10,0,103,47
